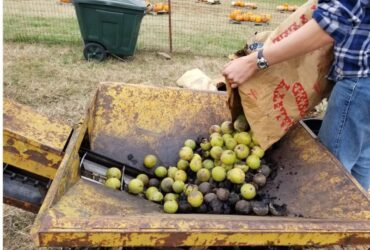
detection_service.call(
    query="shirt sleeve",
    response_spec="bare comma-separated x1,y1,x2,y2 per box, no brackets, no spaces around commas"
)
312,0,361,43
360,0,370,6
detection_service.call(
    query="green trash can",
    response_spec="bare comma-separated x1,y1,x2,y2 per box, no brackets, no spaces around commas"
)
73,0,146,61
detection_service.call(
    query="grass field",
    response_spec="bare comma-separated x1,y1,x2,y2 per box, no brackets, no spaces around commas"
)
4,0,306,56
3,42,226,123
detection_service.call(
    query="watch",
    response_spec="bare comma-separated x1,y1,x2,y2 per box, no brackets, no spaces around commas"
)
256,49,269,69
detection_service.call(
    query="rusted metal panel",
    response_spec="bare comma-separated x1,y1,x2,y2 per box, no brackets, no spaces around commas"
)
31,84,370,247
35,180,370,247
3,196,40,213
31,118,86,246
3,99,73,179
4,131,62,179
38,231,370,247
89,83,231,175
267,125,370,220
87,89,98,146
3,99,72,152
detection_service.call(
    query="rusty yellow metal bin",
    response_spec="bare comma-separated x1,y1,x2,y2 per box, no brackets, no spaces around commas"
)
3,99,73,212
28,83,369,247
3,99,72,180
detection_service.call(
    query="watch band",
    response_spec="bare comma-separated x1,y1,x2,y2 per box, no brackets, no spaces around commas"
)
257,49,263,60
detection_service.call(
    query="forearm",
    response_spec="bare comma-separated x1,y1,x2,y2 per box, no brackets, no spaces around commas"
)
223,19,335,88
264,19,334,66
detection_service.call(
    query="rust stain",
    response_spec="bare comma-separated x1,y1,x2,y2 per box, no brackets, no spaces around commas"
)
3,113,15,126
37,231,370,247
40,233,90,247
6,138,15,145
4,145,20,155
3,196,40,213
51,162,61,169
39,144,60,154
98,85,114,124
338,235,370,245
24,149,54,166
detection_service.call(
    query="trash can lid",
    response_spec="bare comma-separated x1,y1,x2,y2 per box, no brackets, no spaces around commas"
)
73,0,146,11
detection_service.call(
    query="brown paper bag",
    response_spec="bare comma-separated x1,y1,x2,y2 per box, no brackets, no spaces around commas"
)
228,0,333,150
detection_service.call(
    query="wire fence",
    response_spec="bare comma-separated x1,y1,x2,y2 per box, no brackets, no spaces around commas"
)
4,0,305,56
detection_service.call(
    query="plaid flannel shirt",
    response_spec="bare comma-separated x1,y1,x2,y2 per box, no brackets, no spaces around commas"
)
312,0,370,81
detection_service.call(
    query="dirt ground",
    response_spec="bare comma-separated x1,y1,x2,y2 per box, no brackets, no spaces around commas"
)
4,42,227,125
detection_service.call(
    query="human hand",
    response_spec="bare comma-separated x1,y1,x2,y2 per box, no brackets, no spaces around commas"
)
222,52,258,88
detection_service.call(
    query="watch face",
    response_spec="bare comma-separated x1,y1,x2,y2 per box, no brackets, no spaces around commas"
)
257,51,268,69
257,61,267,69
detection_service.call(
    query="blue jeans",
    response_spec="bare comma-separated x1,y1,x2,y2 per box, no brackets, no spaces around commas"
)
318,77,370,191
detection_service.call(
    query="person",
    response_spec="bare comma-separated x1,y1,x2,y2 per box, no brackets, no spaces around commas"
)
223,0,370,190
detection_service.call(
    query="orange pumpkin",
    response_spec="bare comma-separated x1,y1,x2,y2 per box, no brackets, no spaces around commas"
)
249,14,256,22
242,13,249,21
153,4,160,12
260,14,268,23
254,15,261,23
163,4,169,12
230,10,241,20
235,14,244,22
156,3,164,11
